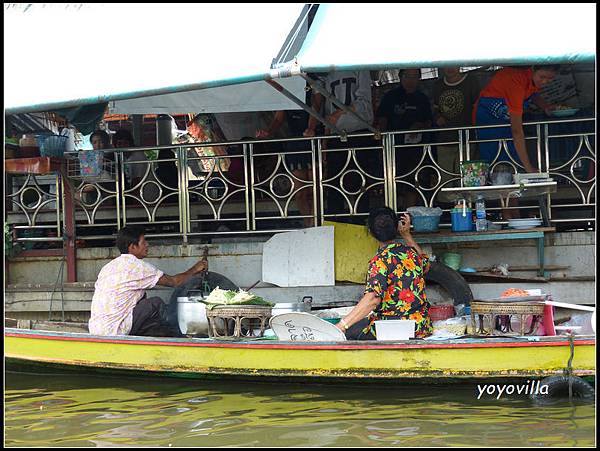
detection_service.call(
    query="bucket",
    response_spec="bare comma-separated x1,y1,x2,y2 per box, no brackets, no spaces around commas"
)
412,215,441,232
78,150,104,177
442,252,462,270
451,208,473,232
429,304,455,321
375,319,415,340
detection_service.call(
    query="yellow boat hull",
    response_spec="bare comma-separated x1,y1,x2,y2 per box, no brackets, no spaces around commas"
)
5,329,595,381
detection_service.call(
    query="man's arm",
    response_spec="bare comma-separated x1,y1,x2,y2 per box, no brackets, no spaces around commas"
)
304,92,324,136
157,260,208,287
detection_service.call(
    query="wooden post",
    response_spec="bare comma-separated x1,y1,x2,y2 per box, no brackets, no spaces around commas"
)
60,166,77,282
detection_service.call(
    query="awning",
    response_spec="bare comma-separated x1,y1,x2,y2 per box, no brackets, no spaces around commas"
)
291,3,596,73
4,3,307,115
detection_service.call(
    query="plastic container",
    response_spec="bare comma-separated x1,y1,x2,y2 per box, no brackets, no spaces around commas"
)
451,208,473,232
412,215,441,232
407,207,443,233
375,320,415,340
475,195,487,231
38,135,68,157
78,150,104,177
429,304,455,321
442,252,462,270
461,160,489,186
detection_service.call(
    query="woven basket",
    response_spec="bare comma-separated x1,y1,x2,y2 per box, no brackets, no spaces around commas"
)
470,301,544,336
471,301,545,315
206,305,272,340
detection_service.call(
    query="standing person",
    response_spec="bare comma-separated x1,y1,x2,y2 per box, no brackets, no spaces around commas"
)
335,207,432,339
88,225,208,337
303,70,375,218
474,65,560,173
474,65,559,219
433,67,481,183
375,68,433,209
256,99,315,227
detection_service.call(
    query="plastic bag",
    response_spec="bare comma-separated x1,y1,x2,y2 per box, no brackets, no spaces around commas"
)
184,115,230,174
407,207,443,217
432,316,467,337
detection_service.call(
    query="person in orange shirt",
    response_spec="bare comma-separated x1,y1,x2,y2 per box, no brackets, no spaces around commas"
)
474,65,560,173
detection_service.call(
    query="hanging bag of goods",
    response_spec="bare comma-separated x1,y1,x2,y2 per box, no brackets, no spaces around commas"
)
184,114,231,174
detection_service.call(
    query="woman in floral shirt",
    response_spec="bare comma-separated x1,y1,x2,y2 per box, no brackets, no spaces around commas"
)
336,207,432,339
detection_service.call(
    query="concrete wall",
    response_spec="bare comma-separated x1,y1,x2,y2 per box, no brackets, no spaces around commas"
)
6,232,596,312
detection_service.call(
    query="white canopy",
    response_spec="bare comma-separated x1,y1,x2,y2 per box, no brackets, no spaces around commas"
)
4,3,307,114
292,3,596,72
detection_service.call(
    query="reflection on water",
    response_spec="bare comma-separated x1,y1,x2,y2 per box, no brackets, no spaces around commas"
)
4,371,595,447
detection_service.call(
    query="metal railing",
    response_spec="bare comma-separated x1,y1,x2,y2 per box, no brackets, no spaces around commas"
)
5,117,595,245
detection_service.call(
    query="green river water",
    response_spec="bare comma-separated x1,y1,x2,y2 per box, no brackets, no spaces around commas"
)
4,371,595,447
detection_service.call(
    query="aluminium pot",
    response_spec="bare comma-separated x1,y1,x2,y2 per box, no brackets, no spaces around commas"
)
272,296,313,316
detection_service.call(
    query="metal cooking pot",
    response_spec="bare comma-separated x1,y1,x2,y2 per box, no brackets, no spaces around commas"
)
272,296,313,316
176,296,208,335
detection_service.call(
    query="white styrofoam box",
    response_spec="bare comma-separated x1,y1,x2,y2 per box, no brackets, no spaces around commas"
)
262,226,335,287
375,320,416,340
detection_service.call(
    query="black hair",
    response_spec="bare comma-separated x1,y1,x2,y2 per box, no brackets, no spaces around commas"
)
368,207,398,242
113,129,135,147
116,225,145,254
532,64,561,73
89,130,111,148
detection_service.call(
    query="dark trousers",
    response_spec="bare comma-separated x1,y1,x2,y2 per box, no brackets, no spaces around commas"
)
345,317,376,340
130,296,183,337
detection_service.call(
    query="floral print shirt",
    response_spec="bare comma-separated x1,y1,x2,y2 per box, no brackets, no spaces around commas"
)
363,242,432,338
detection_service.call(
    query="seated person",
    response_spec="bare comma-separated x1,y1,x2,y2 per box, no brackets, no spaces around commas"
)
335,207,432,339
113,128,148,188
375,69,433,209
88,225,208,337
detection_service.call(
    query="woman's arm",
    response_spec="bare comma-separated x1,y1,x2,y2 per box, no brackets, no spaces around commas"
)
509,113,538,173
398,213,426,256
336,291,381,332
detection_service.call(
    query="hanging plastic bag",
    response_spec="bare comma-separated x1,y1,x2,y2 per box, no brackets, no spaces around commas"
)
184,114,231,174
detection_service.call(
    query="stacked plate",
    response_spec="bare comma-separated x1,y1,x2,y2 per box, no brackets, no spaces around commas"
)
508,218,542,229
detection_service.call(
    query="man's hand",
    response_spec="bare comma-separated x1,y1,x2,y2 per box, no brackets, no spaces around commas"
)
303,128,316,137
436,116,447,127
543,104,559,116
193,260,208,274
255,129,270,139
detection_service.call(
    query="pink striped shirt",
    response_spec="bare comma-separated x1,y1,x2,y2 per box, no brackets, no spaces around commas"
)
89,254,164,336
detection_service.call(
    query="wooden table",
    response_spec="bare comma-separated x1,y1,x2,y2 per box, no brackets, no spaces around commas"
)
403,227,556,277
4,157,63,174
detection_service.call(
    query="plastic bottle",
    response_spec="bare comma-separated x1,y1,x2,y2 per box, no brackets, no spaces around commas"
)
475,195,487,231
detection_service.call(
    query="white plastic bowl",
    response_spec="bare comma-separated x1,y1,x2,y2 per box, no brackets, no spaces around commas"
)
375,319,416,340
